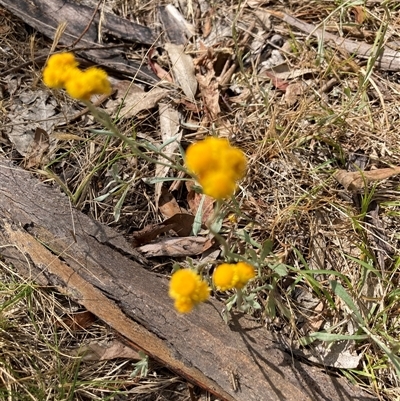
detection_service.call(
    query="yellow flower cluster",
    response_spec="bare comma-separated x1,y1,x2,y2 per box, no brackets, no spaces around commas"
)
185,137,247,200
213,262,255,291
43,52,111,101
169,269,210,313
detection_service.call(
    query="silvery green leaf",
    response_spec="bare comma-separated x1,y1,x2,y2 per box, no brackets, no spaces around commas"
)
271,263,288,277
159,135,180,151
192,195,205,236
210,210,225,234
89,129,114,136
143,176,187,184
260,239,273,260
113,185,130,222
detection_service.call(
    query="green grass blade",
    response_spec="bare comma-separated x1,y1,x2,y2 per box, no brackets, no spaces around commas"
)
330,280,364,325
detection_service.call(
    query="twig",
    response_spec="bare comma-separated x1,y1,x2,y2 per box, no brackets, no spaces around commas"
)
70,0,103,48
267,9,400,71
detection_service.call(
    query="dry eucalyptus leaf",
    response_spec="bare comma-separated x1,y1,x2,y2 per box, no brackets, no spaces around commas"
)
155,103,181,207
52,132,85,141
7,90,57,156
351,5,367,24
202,13,233,46
24,127,49,169
194,45,220,119
186,181,214,225
60,310,96,331
248,0,269,7
158,188,184,218
106,78,143,112
196,74,220,119
334,167,400,191
150,61,174,82
131,213,194,247
137,236,211,257
202,12,212,38
271,67,317,80
263,70,289,91
163,213,195,237
165,42,197,100
132,222,176,248
73,339,141,361
284,82,306,106
108,79,168,119
121,87,168,119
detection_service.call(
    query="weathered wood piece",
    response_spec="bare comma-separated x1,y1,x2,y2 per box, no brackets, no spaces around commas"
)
0,0,159,84
0,157,376,401
268,9,400,71
159,5,192,45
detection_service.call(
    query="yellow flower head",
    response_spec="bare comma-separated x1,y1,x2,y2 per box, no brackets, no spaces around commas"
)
43,52,79,88
65,67,111,101
186,137,230,179
233,262,256,289
222,147,247,181
43,52,111,101
185,137,247,200
169,269,210,313
201,171,237,200
213,263,235,291
213,262,255,291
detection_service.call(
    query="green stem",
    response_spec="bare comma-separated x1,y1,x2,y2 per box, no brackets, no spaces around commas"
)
83,100,187,172
236,288,244,311
206,199,250,264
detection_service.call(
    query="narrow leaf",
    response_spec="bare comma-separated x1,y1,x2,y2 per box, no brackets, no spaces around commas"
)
330,280,364,325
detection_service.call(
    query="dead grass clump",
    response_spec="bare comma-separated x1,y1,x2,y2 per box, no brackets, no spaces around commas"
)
0,262,204,400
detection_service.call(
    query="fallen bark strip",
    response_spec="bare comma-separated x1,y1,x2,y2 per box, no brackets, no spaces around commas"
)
0,0,159,84
267,9,400,71
0,157,376,401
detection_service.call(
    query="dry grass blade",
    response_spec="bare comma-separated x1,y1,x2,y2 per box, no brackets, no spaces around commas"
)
266,8,400,71
0,262,201,400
